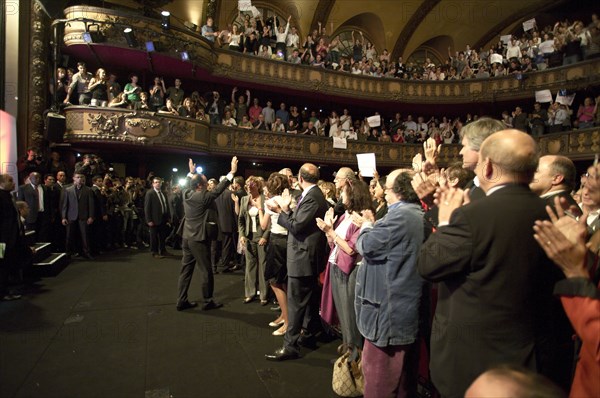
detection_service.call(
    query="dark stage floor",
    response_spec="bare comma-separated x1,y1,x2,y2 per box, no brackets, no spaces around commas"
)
0,249,341,398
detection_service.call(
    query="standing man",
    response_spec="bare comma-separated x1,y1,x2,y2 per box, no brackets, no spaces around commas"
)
17,172,50,243
352,170,425,397
166,78,184,108
61,173,95,259
417,130,558,397
530,155,580,214
265,163,329,361
144,177,171,259
91,175,108,254
215,180,237,273
64,62,92,105
176,156,238,311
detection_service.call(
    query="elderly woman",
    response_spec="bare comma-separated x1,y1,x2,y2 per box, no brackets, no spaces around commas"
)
238,176,269,304
317,179,373,356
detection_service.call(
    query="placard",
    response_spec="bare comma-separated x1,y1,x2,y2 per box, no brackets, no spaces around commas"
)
366,115,380,127
522,18,536,32
556,91,576,106
356,153,376,177
238,0,252,12
333,137,347,149
535,89,553,103
490,53,503,64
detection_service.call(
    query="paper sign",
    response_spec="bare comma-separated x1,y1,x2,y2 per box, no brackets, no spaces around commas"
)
238,0,252,11
357,153,377,177
535,89,553,103
522,18,536,32
250,6,261,17
366,115,380,127
333,137,347,149
556,91,576,106
538,40,555,54
490,53,503,64
500,35,512,45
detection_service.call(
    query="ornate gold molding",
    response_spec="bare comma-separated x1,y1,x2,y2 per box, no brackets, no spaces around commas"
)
63,107,598,166
61,6,600,105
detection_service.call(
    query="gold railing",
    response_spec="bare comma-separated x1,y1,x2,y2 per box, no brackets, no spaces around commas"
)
62,6,600,104
63,107,599,166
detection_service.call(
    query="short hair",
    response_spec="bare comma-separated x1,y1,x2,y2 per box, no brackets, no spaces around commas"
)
549,156,576,191
0,174,12,185
445,162,476,189
460,117,505,151
190,173,207,190
299,164,319,184
391,172,419,203
15,200,28,212
77,61,86,68
318,181,336,200
44,174,55,181
266,172,289,196
233,176,245,187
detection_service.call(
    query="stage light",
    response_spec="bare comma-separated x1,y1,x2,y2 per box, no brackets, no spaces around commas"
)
123,28,138,48
172,167,178,173
161,11,171,30
178,178,187,186
196,166,203,174
180,51,189,61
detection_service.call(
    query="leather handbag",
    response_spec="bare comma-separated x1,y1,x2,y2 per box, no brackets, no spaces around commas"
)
332,345,364,397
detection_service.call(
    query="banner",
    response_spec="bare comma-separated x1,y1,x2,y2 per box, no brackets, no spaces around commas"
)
535,89,553,103
556,90,576,106
333,137,347,149
366,115,380,127
238,0,252,11
490,53,503,64
522,18,536,32
356,153,376,177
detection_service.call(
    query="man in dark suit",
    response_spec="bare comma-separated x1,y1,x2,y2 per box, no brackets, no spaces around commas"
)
43,174,62,250
530,155,581,215
17,171,51,242
61,173,95,259
417,130,562,397
0,174,24,300
91,175,108,254
176,156,238,311
265,163,329,361
214,182,237,273
144,177,171,259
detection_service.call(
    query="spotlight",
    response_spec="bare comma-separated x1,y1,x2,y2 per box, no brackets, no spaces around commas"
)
195,166,203,174
123,28,138,48
161,11,171,30
172,167,178,173
180,51,189,61
178,178,187,186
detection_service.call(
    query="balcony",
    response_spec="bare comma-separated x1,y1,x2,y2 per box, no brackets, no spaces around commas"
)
63,107,599,167
62,6,600,105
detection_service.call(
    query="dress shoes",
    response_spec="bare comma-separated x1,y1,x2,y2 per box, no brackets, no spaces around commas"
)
202,301,223,310
176,301,198,311
298,334,318,349
265,347,299,361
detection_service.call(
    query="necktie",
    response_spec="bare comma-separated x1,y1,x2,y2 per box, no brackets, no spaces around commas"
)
158,191,166,214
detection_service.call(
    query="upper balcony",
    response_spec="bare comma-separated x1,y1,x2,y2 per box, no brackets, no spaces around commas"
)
62,6,600,106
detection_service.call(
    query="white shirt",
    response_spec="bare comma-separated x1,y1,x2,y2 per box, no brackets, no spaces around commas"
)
266,196,288,235
328,211,352,265
32,184,44,212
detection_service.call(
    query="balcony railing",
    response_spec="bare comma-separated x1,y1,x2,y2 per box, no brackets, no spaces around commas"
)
63,107,599,166
62,5,600,104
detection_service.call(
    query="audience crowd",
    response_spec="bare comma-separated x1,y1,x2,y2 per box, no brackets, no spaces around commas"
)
2,114,599,398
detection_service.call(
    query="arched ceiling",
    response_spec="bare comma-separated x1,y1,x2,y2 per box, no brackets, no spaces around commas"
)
84,0,572,59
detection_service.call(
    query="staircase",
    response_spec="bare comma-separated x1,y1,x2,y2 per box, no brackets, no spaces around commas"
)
29,231,70,277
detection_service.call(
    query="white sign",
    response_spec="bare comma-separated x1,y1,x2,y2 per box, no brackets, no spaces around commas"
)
522,18,536,32
535,89,553,103
356,153,377,177
490,53,503,64
500,35,512,45
250,6,261,17
556,91,576,106
538,40,555,54
366,115,380,127
238,0,252,12
333,137,347,149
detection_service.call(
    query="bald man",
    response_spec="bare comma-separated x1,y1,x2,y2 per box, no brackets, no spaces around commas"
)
417,130,559,397
530,155,580,215
266,163,329,361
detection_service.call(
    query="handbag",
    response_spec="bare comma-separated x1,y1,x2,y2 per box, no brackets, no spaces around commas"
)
332,345,364,397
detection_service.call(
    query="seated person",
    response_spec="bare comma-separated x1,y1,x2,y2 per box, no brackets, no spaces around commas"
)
238,115,253,129
157,98,179,116
271,117,285,132
222,110,237,127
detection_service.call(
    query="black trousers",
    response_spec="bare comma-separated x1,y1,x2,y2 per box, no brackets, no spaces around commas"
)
149,222,168,255
283,275,321,354
177,238,214,304
218,232,235,270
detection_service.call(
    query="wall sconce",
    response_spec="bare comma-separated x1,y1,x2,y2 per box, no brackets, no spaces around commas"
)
161,11,171,30
123,28,138,47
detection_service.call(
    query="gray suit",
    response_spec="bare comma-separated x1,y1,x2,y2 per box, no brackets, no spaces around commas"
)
177,176,231,305
61,184,95,256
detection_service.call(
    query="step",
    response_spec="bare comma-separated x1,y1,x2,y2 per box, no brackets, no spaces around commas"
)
33,252,70,277
32,242,53,262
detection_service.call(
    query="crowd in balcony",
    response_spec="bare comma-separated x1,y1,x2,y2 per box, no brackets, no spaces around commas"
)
53,61,600,144
200,10,600,80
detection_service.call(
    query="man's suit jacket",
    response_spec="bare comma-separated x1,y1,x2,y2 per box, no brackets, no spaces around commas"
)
277,184,329,277
0,190,23,250
215,188,236,234
91,185,107,219
144,189,170,226
180,177,230,242
238,194,270,241
61,184,95,221
17,183,49,224
418,184,561,398
543,190,581,216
